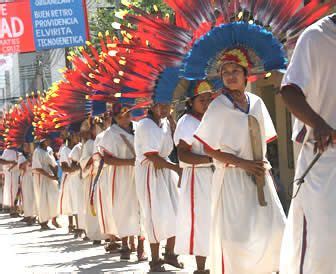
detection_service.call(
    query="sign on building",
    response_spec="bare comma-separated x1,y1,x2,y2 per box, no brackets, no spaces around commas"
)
0,1,35,54
0,0,89,54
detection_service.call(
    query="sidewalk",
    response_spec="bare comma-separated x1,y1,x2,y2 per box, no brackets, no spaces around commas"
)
0,213,195,273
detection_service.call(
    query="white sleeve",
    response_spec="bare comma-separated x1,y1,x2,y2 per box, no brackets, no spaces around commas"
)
138,120,162,154
69,145,81,162
32,150,43,169
47,154,57,168
281,29,314,97
194,99,225,150
0,149,17,162
174,115,194,146
59,148,69,164
18,155,27,166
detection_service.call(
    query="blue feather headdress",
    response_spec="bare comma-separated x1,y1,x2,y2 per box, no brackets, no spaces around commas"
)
181,22,288,80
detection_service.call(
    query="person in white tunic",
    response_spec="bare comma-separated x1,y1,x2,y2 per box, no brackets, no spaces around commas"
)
93,115,122,250
68,137,84,238
0,165,3,210
57,132,78,233
32,137,60,230
135,103,183,272
18,143,36,225
279,14,336,274
99,104,145,261
79,119,105,243
0,148,20,216
174,81,214,274
195,54,286,274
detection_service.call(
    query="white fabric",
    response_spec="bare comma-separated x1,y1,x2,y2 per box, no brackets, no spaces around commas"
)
195,93,285,274
280,16,336,274
80,139,104,240
135,118,179,243
18,154,36,217
57,145,74,216
174,114,213,257
1,149,20,207
68,143,85,229
98,124,141,238
32,147,59,223
282,16,336,144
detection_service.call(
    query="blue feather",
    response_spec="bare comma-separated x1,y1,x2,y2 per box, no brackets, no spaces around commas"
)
181,22,288,80
154,67,181,104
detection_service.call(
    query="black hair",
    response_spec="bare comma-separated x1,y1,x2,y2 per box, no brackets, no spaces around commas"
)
177,97,196,121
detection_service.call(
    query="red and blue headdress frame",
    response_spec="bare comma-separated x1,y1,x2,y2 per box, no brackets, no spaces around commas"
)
180,22,288,81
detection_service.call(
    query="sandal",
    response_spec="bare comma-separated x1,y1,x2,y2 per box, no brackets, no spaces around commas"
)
137,250,148,262
120,247,131,260
68,225,76,233
149,259,165,272
40,223,51,231
194,270,210,274
104,242,121,253
164,253,184,269
52,221,61,228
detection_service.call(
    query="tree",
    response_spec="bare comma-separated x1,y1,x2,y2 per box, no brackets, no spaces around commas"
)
87,0,173,47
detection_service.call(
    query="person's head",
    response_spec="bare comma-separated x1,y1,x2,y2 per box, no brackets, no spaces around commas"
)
112,104,132,129
40,137,51,148
220,62,248,92
23,143,30,154
148,103,163,120
115,110,132,129
159,103,172,118
219,48,250,92
80,119,93,141
188,92,212,115
104,113,113,128
70,131,80,145
59,129,68,142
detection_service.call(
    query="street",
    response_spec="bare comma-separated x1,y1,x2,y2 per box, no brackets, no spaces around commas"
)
0,213,196,273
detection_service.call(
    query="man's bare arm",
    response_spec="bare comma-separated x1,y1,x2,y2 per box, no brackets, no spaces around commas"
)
280,85,334,152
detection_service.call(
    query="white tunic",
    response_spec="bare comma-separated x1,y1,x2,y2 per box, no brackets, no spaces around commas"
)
68,142,85,229
195,93,286,274
18,154,36,217
280,16,336,274
93,129,118,235
99,124,141,238
32,146,59,223
174,113,213,257
57,145,74,216
1,149,20,208
134,117,179,243
80,139,104,240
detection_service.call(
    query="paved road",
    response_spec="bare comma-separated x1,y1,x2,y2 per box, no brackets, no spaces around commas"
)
0,213,196,273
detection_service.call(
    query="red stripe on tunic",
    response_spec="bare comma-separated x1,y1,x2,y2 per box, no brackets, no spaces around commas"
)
194,135,216,151
111,166,117,206
98,186,106,234
222,251,225,274
300,216,308,274
189,165,195,255
10,173,13,207
146,165,159,243
267,135,278,143
59,173,68,215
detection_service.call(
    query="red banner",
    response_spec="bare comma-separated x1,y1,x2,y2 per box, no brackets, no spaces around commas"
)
0,1,35,54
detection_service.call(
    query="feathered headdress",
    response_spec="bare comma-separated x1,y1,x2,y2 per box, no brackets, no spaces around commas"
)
3,94,41,149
